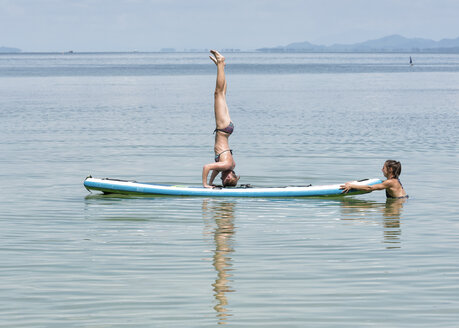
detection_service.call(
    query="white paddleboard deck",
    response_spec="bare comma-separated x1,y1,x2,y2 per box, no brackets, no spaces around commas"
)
84,177,382,197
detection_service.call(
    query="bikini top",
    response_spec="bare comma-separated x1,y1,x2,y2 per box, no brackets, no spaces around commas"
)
215,149,232,162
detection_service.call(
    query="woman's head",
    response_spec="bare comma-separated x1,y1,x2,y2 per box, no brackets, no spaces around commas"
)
221,170,240,187
383,160,402,179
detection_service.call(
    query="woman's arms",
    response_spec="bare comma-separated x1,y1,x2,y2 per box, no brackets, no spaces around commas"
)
340,180,392,193
208,170,219,186
202,161,233,188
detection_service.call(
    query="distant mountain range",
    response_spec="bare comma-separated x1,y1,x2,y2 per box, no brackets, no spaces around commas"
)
0,46,21,53
257,35,459,53
3,35,459,53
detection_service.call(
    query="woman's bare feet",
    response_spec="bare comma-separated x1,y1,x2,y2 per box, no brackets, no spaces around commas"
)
209,50,225,65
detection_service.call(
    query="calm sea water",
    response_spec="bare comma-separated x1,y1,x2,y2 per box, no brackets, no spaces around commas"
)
1,52,458,327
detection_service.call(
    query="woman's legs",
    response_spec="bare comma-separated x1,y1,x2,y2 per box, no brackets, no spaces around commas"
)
210,50,231,129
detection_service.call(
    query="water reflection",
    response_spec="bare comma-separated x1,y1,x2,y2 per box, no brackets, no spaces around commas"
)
202,199,236,325
382,198,407,249
337,197,407,248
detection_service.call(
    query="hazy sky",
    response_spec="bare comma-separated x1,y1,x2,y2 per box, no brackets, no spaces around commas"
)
1,0,459,52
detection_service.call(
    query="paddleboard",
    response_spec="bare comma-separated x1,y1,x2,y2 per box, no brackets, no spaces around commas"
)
84,177,382,197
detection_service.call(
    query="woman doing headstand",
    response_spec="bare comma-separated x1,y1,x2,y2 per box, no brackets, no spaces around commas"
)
202,50,240,188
